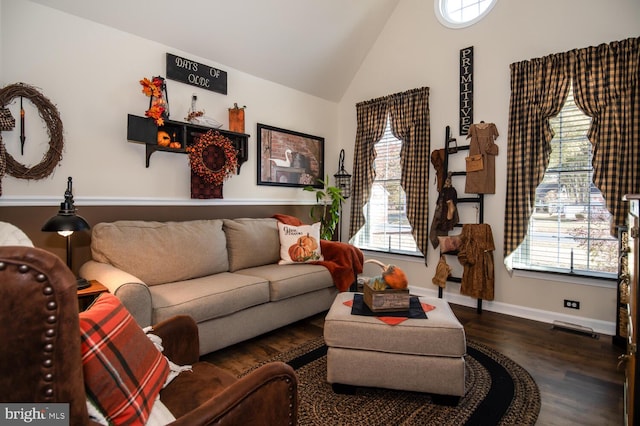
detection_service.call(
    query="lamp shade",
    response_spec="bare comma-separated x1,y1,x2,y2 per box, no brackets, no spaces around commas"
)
41,177,90,234
41,213,90,234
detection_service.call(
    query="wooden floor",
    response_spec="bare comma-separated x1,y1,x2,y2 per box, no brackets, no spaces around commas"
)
202,304,625,426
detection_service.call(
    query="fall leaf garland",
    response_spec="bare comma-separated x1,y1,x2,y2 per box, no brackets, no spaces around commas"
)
187,130,238,186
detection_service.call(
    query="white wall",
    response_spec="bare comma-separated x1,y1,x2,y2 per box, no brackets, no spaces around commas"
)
338,0,640,331
0,0,338,204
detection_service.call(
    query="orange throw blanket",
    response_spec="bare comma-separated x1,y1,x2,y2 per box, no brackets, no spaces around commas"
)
273,214,364,292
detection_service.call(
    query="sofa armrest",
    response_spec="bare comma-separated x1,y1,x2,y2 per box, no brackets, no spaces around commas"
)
168,362,298,426
79,260,153,327
151,315,200,366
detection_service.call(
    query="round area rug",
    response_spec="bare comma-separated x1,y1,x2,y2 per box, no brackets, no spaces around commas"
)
244,336,540,426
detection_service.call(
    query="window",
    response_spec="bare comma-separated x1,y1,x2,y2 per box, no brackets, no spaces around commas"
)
352,117,420,256
511,86,617,278
435,0,497,28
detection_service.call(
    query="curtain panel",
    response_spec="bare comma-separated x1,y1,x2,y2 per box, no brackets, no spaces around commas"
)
503,53,571,259
348,87,431,263
572,37,640,235
504,36,640,262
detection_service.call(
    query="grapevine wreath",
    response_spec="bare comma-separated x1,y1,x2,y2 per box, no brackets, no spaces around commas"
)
186,130,238,186
0,83,64,186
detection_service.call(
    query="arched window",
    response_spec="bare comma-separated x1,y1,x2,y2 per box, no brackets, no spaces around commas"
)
435,0,498,29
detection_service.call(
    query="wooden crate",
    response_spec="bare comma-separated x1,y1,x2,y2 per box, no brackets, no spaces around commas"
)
363,281,410,312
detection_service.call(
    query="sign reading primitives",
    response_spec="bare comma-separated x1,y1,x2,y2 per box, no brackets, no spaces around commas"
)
459,46,473,135
166,53,227,95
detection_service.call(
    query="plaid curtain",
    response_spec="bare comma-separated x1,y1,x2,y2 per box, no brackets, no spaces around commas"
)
349,87,431,262
572,37,640,234
389,87,431,261
348,96,388,242
503,54,571,258
504,36,640,260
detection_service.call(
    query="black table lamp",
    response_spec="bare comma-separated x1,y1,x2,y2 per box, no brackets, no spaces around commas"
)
42,176,91,289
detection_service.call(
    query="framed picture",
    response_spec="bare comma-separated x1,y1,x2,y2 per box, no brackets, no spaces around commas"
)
257,123,324,188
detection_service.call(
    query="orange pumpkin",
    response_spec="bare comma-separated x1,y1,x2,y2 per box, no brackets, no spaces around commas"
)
288,241,312,262
298,233,318,251
382,265,408,289
157,131,171,147
364,259,408,289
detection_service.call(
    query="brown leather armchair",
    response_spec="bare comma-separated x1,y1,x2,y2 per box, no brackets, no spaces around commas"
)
0,246,298,425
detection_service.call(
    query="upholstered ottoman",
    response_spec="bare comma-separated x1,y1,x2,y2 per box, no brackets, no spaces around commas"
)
324,292,466,399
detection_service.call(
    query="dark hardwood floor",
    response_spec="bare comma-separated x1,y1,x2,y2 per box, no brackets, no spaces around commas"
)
202,303,625,425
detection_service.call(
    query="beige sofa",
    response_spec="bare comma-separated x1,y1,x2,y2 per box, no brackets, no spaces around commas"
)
79,218,338,355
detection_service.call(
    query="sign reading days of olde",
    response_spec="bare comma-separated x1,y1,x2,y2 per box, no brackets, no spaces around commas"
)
166,53,228,95
459,46,473,135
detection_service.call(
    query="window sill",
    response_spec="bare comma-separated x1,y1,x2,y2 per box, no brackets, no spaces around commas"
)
360,249,424,264
512,268,616,289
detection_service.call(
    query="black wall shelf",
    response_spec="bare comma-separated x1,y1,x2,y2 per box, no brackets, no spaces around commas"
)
126,114,249,172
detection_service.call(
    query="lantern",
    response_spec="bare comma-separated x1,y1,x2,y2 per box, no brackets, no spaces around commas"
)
149,76,170,120
334,149,351,199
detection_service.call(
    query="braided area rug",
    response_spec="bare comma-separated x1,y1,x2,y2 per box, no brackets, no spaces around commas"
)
244,336,540,426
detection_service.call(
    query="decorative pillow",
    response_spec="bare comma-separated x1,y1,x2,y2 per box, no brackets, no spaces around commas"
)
79,294,169,425
277,222,323,264
0,221,34,246
438,235,462,253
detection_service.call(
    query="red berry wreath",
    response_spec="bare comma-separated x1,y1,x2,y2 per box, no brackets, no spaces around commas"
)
186,130,238,186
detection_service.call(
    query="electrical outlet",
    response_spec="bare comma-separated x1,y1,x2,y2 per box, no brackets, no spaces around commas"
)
564,299,580,309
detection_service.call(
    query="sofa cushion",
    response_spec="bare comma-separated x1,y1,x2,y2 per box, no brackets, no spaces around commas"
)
149,272,270,324
80,293,169,425
91,220,229,286
235,264,333,302
223,218,281,272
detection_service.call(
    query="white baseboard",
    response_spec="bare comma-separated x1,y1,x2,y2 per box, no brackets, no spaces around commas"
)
409,286,615,337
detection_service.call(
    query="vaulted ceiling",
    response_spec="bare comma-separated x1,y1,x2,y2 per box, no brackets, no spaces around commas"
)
29,0,400,102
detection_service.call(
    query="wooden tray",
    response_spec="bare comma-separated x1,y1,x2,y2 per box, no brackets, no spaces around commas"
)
363,281,410,312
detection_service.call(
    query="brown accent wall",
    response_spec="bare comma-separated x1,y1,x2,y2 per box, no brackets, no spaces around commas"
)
2,204,312,275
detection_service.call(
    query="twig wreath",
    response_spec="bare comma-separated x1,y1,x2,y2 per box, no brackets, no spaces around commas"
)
0,83,64,181
186,130,238,186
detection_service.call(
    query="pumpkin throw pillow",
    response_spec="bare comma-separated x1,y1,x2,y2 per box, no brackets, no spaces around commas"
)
278,222,323,264
79,293,169,425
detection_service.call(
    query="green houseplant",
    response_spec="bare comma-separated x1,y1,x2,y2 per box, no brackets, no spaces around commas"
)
303,176,345,240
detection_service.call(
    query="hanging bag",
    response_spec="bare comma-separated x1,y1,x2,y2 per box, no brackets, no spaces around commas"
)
432,255,452,288
465,154,484,172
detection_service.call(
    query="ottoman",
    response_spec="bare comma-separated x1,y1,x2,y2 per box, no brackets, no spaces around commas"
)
324,292,466,399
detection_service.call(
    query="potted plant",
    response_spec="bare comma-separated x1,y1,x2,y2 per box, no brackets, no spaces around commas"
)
303,176,345,240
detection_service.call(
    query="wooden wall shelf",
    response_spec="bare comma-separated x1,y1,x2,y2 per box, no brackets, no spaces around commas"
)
126,114,249,172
